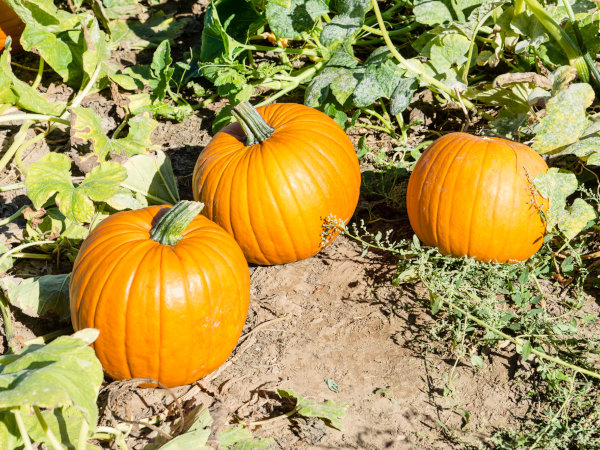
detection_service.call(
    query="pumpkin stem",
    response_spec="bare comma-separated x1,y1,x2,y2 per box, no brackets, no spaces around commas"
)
231,101,275,146
150,201,204,246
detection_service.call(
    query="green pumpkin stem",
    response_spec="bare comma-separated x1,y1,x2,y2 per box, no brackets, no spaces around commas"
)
232,101,275,146
150,201,204,245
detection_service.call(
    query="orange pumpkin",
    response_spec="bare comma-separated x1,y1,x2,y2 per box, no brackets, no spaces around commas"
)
0,1,24,53
406,132,548,263
192,101,361,265
70,201,250,388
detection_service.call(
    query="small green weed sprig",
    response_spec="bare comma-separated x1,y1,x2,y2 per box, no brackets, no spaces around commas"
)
326,216,600,447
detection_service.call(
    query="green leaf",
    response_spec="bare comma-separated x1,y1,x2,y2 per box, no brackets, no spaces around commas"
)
266,0,329,39
70,107,159,160
57,162,127,223
157,430,212,449
0,42,66,116
277,388,346,431
109,12,191,50
0,329,103,426
2,274,71,320
219,426,253,447
121,152,180,206
0,244,15,273
109,65,154,91
218,426,276,449
426,33,471,72
320,0,370,46
413,0,483,25
557,198,596,240
14,4,110,87
200,0,254,61
151,40,174,101
26,153,127,223
532,83,595,154
26,153,74,209
390,77,418,115
126,93,193,122
101,0,145,19
534,168,578,230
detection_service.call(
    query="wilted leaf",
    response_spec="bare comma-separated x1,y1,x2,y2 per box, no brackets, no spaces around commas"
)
70,107,159,160
532,83,594,154
2,274,71,320
266,0,329,38
146,404,213,450
277,388,346,430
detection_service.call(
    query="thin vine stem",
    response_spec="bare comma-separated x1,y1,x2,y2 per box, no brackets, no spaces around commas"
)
0,120,34,173
0,205,27,227
0,292,17,353
0,240,55,268
247,407,300,427
0,114,69,125
13,409,34,450
370,0,476,111
439,291,600,381
32,57,45,90
34,406,63,450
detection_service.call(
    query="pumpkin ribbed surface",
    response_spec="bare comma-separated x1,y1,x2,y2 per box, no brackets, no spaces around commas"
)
70,205,250,388
192,102,361,265
0,1,24,52
406,132,549,263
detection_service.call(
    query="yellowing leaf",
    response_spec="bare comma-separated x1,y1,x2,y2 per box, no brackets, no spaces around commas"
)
532,83,594,154
557,198,596,240
70,108,159,160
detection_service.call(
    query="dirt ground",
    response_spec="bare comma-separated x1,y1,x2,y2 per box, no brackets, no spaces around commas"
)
0,1,542,448
1,109,532,448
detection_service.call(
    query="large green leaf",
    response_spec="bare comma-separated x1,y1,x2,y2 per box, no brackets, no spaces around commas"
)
320,0,370,46
2,274,70,320
118,152,180,207
0,329,102,423
5,0,111,87
266,0,328,39
0,41,66,115
532,83,595,154
0,330,102,448
200,0,253,61
26,153,127,223
109,11,191,50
